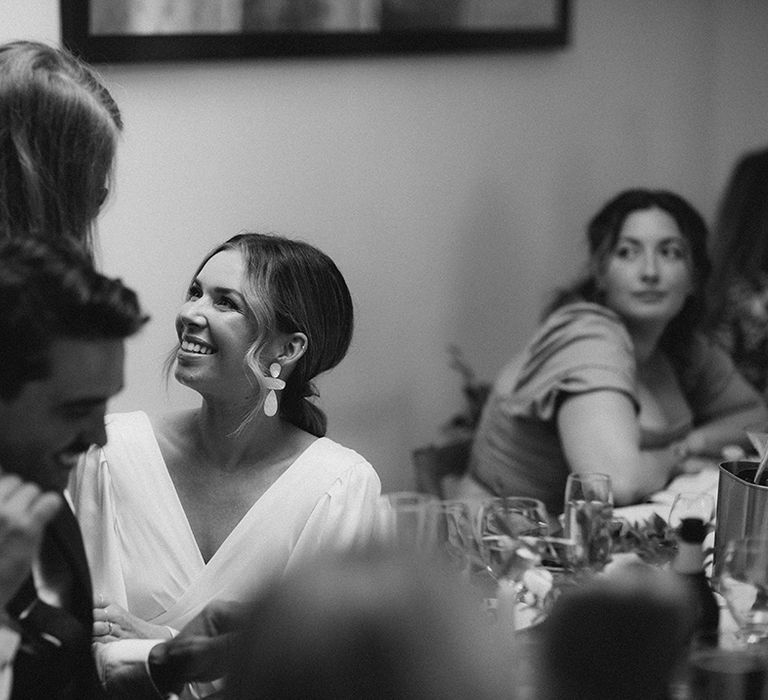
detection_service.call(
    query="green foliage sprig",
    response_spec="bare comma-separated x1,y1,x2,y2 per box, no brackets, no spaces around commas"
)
609,513,679,566
442,344,491,440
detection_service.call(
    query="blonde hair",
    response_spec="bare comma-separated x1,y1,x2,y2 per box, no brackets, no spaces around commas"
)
0,41,122,252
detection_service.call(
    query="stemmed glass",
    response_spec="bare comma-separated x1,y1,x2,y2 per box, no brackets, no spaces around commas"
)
718,537,768,646
478,497,549,583
668,492,715,531
563,473,613,571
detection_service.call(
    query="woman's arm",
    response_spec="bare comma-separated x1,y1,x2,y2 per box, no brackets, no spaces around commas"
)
92,601,176,643
557,390,682,506
684,370,768,458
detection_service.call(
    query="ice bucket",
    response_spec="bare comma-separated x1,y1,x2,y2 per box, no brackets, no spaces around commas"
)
713,460,768,582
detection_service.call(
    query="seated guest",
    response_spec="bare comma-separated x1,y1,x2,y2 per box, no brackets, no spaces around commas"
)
705,146,768,395
69,232,382,697
225,548,514,700
469,189,767,514
0,236,146,698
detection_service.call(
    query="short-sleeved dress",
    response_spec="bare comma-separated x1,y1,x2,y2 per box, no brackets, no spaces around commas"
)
469,302,741,515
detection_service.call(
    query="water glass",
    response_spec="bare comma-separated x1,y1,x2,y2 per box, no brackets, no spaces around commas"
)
478,497,549,582
427,499,476,574
719,536,768,646
376,492,437,552
688,647,768,699
563,472,613,571
668,492,715,530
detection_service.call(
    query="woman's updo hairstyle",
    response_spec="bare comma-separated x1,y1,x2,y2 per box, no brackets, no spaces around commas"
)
196,232,353,437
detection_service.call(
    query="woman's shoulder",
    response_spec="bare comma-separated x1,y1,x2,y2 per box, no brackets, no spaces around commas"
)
528,301,632,358
103,410,153,440
541,301,626,334
301,436,374,469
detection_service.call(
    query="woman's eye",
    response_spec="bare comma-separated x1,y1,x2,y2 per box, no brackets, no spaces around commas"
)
186,284,201,300
218,297,239,311
614,245,637,260
661,244,686,260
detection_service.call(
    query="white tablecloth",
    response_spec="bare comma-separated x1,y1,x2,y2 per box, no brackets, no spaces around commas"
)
613,462,721,525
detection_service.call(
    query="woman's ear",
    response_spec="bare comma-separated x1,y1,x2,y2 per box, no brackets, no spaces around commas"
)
275,332,308,370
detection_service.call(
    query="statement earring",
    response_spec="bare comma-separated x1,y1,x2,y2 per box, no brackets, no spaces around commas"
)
263,362,285,417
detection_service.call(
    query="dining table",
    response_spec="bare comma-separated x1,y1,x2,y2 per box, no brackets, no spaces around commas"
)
501,457,751,699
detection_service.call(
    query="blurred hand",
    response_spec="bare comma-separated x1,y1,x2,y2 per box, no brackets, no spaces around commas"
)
93,600,174,642
147,599,248,694
0,474,62,608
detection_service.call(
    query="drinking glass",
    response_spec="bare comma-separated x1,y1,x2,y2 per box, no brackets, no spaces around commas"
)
478,497,549,582
719,537,768,646
668,492,715,530
563,473,614,571
376,492,437,552
427,499,476,574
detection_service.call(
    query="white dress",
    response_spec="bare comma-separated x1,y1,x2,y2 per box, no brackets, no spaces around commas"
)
68,410,382,697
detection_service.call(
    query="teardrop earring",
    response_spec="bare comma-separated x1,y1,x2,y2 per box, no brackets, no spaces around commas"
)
263,362,285,417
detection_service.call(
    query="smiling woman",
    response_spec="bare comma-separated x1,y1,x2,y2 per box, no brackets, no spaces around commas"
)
465,188,768,514
68,232,382,698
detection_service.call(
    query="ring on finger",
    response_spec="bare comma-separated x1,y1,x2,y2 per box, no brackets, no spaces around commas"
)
107,621,113,635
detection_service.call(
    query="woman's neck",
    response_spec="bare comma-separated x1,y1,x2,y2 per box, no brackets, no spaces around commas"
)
625,321,666,365
188,399,298,472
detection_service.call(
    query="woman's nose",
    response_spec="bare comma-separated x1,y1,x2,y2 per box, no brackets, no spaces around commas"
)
640,252,660,281
179,297,207,327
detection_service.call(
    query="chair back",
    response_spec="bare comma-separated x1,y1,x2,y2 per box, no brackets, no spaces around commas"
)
412,439,472,498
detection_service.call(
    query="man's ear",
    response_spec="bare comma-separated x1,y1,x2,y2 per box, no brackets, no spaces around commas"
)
275,332,308,370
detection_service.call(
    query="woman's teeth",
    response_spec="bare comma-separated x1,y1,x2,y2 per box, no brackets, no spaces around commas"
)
181,340,214,355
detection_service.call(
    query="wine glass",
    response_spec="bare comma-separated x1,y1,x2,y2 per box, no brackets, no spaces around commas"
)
478,497,549,582
668,492,715,530
563,473,614,571
718,537,768,646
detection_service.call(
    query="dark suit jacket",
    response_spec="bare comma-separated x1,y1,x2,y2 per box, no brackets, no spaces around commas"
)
6,506,104,699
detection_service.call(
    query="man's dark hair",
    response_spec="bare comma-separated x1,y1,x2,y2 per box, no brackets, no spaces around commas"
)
0,236,148,400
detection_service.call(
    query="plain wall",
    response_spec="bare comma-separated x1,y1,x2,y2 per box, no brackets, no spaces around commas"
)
3,1,768,491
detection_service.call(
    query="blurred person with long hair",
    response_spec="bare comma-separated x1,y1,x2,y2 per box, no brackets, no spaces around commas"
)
705,146,768,395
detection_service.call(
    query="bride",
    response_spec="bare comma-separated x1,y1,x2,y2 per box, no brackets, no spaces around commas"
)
69,232,381,696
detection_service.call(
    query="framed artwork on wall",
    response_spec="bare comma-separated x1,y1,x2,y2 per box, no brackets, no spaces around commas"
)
60,0,570,63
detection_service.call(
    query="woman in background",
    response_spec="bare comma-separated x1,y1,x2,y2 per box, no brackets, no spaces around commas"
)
705,146,768,395
69,232,381,697
469,189,766,514
0,40,121,250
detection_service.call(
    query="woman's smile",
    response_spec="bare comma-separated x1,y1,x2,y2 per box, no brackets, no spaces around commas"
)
180,336,217,355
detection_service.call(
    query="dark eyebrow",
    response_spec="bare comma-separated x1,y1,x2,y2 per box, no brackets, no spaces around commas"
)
617,235,686,245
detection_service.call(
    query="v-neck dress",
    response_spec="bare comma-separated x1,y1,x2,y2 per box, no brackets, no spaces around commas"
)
68,411,381,696
70,411,381,627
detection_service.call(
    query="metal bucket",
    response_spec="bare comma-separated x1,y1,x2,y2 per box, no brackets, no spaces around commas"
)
714,460,768,582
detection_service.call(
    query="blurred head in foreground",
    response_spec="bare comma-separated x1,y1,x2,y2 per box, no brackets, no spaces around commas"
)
0,40,122,251
225,548,514,700
539,562,694,700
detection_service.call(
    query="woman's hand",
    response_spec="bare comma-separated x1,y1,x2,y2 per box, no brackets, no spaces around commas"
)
92,600,175,643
